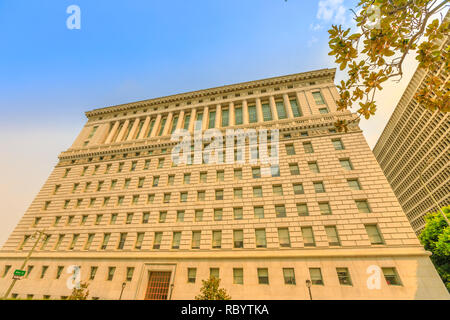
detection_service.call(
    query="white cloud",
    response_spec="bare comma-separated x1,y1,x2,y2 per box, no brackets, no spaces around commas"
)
317,0,349,25
309,23,323,31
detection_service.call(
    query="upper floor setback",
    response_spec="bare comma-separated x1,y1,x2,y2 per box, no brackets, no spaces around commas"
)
66,68,344,154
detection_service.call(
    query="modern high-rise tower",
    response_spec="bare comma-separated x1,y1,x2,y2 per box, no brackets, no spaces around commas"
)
0,68,448,300
373,23,449,235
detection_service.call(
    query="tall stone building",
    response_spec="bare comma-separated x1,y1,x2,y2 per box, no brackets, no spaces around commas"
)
0,69,448,300
373,28,449,235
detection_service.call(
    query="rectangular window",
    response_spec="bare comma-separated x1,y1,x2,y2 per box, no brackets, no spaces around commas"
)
325,226,341,246
319,107,329,114
276,101,287,119
216,170,224,182
312,91,325,105
176,210,185,222
56,266,64,279
308,161,320,173
313,181,325,193
234,168,242,180
337,268,352,286
303,142,314,153
275,205,286,218
183,173,191,184
319,202,332,215
248,105,257,123
309,268,324,285
233,230,244,248
197,191,205,201
252,167,261,178
144,159,151,170
257,268,269,284
187,268,197,283
192,231,201,249
301,227,315,247
126,213,134,224
212,230,222,249
271,165,280,177
107,267,116,281
283,268,296,285
233,268,244,284
183,114,190,130
255,229,267,248
214,208,223,221
332,139,345,150
253,186,263,198
233,188,243,199
285,144,295,155
356,200,372,213
235,107,243,125
233,207,243,220
126,267,135,282
215,189,224,200
210,268,220,279
101,233,110,250
382,267,402,286
142,212,150,224
172,232,181,249
222,109,229,127
69,234,79,250
261,103,272,121
163,193,171,203
152,176,159,187
290,99,302,117
289,163,300,175
153,232,163,249
117,233,127,250
84,234,94,250
340,159,353,170
347,179,362,190
293,183,304,195
365,225,384,244
135,232,144,249
208,111,216,129
40,266,49,279
157,158,164,169
158,118,167,136
89,267,98,280
297,203,309,216
254,206,264,219
278,228,291,247
273,185,283,196
159,211,167,223
195,210,203,222
147,194,155,203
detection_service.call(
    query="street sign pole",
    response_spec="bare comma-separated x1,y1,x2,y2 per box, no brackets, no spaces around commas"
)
2,230,45,299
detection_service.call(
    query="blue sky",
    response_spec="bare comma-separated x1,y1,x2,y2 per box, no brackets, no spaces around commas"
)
0,0,422,247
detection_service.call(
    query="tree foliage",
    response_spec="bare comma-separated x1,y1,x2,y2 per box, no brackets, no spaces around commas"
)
328,0,449,132
195,276,231,300
67,282,90,300
419,206,450,292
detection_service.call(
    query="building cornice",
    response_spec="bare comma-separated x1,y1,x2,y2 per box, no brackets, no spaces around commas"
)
85,68,336,118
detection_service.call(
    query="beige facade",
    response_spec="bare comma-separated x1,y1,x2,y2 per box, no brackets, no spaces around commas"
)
373,31,449,235
0,69,448,300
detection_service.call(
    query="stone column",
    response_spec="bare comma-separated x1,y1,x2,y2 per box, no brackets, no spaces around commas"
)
215,104,222,128
202,106,209,130
126,118,140,141
104,121,120,144
150,114,162,137
297,91,312,116
284,94,294,118
116,119,130,142
269,96,278,121
255,98,263,123
138,116,151,140
243,100,249,125
176,111,185,130
188,108,197,133
162,112,173,136
229,102,235,126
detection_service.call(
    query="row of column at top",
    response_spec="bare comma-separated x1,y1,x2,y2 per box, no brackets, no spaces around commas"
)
100,91,329,145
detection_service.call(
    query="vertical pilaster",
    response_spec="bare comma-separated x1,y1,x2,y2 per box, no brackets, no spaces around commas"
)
243,100,249,125
150,114,162,137
126,118,140,141
162,112,173,136
104,121,120,144
202,106,209,130
297,91,312,116
176,111,185,130
138,116,151,140
256,98,263,123
215,104,222,128
115,119,130,142
269,96,279,121
229,102,235,126
283,94,294,119
188,108,197,133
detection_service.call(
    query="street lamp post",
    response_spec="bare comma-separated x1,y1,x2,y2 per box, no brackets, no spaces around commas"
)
2,230,47,300
119,282,126,300
305,279,312,300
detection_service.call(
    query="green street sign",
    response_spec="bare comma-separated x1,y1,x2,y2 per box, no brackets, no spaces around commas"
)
14,270,26,277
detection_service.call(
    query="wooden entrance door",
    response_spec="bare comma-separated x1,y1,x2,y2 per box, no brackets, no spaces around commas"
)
144,271,172,300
